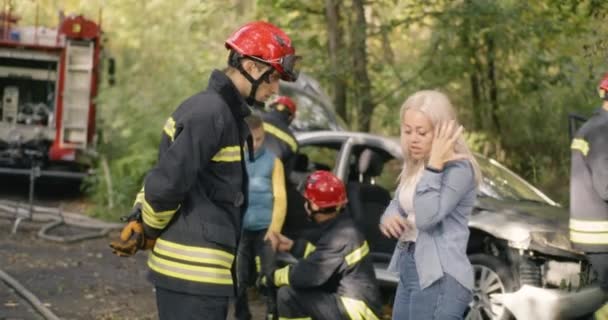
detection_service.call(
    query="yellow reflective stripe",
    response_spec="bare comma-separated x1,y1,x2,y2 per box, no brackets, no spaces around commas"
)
570,230,608,244
147,253,233,285
303,242,316,258
133,190,144,207
212,146,242,162
345,241,370,266
255,256,261,273
163,117,176,141
278,317,311,320
570,219,608,233
153,238,234,269
340,296,379,320
571,138,589,156
133,186,146,206
141,198,179,229
595,302,608,320
263,123,297,152
274,265,290,287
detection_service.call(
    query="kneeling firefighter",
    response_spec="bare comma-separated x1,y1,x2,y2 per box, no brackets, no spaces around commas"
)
262,170,382,320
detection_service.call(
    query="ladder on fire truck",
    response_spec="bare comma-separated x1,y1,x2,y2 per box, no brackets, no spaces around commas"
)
60,40,93,149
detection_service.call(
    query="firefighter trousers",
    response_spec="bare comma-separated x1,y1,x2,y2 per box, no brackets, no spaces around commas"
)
276,286,349,320
155,286,229,320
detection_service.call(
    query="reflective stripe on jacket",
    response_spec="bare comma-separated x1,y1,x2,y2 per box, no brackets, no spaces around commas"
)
137,70,251,296
274,213,382,318
570,107,608,252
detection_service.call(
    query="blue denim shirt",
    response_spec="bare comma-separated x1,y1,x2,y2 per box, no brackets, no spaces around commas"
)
382,160,476,290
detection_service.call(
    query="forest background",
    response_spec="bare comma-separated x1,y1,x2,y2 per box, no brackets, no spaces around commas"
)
14,0,608,218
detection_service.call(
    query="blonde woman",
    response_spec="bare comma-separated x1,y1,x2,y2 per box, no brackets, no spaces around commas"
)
379,90,481,319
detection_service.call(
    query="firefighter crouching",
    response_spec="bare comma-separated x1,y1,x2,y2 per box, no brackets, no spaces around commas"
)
264,170,382,320
569,73,608,317
109,21,300,320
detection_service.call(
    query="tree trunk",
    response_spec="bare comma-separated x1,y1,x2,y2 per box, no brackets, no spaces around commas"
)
462,0,482,130
351,0,374,132
486,34,500,134
235,0,253,15
325,0,347,123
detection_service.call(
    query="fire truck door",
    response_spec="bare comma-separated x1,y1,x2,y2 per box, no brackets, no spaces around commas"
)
60,40,93,149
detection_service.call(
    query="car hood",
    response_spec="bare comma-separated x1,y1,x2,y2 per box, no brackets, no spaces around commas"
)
470,197,581,257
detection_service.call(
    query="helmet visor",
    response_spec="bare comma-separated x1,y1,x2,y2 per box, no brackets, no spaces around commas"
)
280,55,301,82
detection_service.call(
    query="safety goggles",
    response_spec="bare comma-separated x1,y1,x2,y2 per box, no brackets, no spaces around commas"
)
249,54,301,82
279,54,302,82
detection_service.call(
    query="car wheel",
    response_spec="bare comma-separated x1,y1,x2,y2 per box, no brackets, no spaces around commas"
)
465,254,517,320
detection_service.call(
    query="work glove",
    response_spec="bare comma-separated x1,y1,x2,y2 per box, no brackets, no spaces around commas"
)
110,210,156,257
256,240,277,290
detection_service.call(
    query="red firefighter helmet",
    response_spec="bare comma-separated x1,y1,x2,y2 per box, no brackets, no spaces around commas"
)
270,95,297,116
303,171,348,209
225,21,300,82
599,73,608,100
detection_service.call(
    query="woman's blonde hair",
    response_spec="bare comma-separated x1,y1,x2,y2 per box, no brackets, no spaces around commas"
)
398,90,481,187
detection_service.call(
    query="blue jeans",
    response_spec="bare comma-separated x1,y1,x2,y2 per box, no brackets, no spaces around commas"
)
392,243,472,320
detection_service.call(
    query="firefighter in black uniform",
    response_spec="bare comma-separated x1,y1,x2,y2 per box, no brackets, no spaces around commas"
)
262,95,299,177
266,170,382,320
570,73,608,316
109,21,300,320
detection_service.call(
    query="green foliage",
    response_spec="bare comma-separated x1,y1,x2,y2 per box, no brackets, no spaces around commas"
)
14,0,608,216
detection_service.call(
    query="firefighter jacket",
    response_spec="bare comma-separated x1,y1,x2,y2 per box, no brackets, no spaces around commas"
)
261,110,298,176
136,70,251,296
272,212,382,318
570,107,608,252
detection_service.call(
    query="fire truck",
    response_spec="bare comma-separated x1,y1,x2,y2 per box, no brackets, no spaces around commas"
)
0,9,104,179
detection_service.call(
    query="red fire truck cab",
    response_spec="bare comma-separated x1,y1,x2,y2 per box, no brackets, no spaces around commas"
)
0,12,103,177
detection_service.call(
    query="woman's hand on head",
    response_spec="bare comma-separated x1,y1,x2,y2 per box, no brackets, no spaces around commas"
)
380,214,410,239
428,120,463,170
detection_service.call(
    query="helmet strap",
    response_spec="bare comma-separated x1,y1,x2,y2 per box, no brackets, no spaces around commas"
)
229,52,273,108
305,201,340,218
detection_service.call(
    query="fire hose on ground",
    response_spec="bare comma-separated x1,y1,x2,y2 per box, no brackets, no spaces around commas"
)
0,200,122,242
0,268,61,320
0,199,123,320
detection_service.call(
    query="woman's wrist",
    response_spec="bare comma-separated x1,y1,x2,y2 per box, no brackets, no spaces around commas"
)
426,157,444,172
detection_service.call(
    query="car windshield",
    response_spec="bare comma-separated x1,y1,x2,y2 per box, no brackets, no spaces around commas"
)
278,86,346,132
476,155,555,205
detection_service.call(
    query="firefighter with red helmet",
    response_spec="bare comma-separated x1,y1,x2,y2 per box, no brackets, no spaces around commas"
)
109,21,299,320
262,95,299,177
265,170,382,319
570,73,608,316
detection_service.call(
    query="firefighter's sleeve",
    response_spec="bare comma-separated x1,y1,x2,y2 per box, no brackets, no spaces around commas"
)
268,158,287,233
274,241,345,288
141,113,221,237
588,134,608,201
289,239,317,259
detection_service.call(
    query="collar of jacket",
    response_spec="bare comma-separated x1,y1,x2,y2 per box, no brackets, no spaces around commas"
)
595,105,608,118
207,70,252,119
266,109,291,124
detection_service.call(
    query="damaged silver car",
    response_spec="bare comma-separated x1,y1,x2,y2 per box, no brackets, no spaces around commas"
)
281,130,600,320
